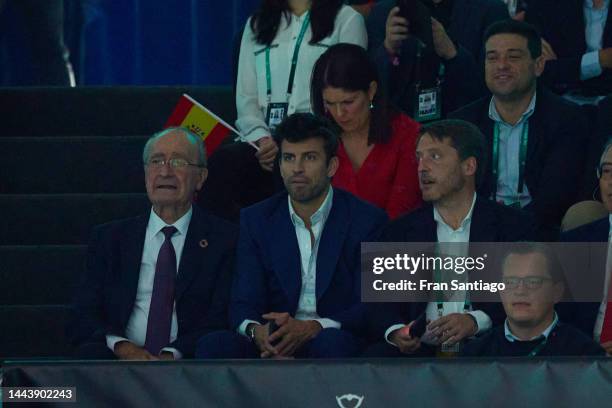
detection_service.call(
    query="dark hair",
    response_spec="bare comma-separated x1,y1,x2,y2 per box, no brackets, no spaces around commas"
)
273,112,339,163
484,19,542,59
311,43,393,145
250,0,344,46
418,119,487,187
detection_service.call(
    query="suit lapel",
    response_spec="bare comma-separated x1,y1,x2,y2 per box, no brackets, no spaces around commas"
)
175,206,211,301
316,191,349,300
120,215,148,323
268,197,302,309
468,198,497,242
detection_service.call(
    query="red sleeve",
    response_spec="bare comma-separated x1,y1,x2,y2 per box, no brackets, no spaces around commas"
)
385,114,423,219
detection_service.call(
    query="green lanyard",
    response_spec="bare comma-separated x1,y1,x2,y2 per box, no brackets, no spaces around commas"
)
527,336,548,357
434,244,471,315
527,319,557,357
264,12,311,104
491,122,529,203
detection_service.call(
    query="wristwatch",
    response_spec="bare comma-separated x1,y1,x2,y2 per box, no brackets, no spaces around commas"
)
247,323,258,342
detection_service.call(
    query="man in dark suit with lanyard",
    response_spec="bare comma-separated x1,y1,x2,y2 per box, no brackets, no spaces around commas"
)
67,128,238,359
364,119,534,357
450,19,587,240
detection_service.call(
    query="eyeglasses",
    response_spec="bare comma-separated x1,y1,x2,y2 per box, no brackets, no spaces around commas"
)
597,164,612,180
502,276,553,290
145,158,202,169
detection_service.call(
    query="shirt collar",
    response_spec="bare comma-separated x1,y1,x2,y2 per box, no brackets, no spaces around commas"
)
488,92,537,126
608,214,612,239
288,186,334,228
585,0,610,9
433,192,477,232
504,312,559,342
148,206,192,238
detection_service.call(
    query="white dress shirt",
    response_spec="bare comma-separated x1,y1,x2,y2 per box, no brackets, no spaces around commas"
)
385,193,493,345
235,6,367,142
488,93,536,208
106,207,192,359
580,0,610,81
238,187,340,337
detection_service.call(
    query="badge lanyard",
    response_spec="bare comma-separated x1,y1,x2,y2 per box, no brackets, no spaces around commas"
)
526,319,557,357
264,12,311,107
491,122,529,205
413,40,443,123
433,243,471,318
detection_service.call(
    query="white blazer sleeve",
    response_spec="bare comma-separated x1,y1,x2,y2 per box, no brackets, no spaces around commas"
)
337,6,368,49
235,18,271,143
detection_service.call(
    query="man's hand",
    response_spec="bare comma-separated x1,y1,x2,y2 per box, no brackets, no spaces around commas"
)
113,341,159,360
384,7,410,56
599,48,612,70
249,323,279,358
159,351,175,360
541,38,557,63
255,136,278,172
427,313,478,346
389,323,421,354
512,10,526,22
601,341,612,356
262,312,322,358
431,18,457,60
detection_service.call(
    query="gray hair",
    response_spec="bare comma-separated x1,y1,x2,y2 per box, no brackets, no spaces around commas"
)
142,127,207,167
599,137,612,168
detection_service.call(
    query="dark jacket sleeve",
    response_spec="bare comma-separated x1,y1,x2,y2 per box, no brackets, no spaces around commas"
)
66,225,116,346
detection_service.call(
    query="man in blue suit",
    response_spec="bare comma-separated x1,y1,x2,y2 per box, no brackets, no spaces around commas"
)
196,113,388,359
561,138,612,355
67,128,238,359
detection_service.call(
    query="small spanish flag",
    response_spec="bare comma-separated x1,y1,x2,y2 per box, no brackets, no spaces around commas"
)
165,94,236,155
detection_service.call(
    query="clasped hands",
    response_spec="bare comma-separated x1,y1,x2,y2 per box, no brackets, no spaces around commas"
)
253,312,322,359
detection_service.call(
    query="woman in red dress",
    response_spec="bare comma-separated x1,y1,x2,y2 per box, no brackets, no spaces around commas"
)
311,43,422,219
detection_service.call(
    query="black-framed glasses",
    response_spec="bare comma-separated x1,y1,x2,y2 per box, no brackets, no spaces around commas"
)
145,158,202,169
503,276,553,290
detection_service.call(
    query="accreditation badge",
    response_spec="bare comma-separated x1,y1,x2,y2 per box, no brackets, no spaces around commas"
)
266,102,289,131
414,86,442,123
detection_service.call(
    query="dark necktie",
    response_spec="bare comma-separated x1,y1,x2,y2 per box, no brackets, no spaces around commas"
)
144,226,177,355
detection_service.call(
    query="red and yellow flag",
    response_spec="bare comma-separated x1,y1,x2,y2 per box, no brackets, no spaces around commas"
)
165,94,236,155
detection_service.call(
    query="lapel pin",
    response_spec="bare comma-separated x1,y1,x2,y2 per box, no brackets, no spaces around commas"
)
199,239,209,248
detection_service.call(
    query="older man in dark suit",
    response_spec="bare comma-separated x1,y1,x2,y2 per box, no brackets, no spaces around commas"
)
67,128,238,360
561,138,612,356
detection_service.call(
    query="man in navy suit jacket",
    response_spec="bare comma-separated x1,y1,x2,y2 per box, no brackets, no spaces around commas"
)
67,128,238,359
450,19,587,240
196,113,387,359
561,138,612,355
365,119,534,357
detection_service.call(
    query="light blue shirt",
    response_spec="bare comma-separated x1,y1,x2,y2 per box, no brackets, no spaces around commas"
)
581,0,609,81
488,93,536,208
504,312,559,342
